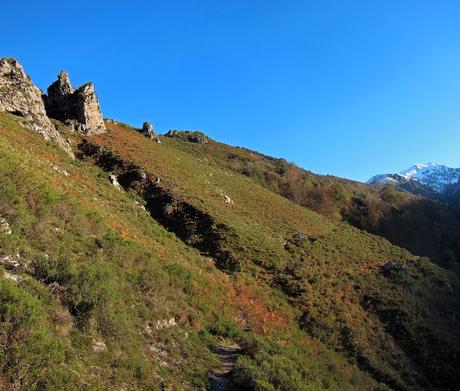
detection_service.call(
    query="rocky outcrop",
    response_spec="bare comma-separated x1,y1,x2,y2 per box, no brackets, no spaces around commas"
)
0,58,73,157
139,121,161,143
165,130,208,144
45,70,74,116
142,121,154,137
0,254,21,270
92,339,107,353
381,261,407,277
0,217,12,235
77,139,241,273
45,70,105,134
109,174,122,190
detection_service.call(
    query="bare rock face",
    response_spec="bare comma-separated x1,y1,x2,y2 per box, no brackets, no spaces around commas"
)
142,121,155,138
0,58,73,157
45,70,75,115
139,121,161,143
45,70,105,134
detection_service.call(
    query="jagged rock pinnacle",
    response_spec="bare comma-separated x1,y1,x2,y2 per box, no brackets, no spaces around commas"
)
142,121,155,137
45,70,105,134
0,58,74,157
57,70,75,95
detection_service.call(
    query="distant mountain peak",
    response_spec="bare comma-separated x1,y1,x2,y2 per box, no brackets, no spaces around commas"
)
368,162,460,196
399,162,438,177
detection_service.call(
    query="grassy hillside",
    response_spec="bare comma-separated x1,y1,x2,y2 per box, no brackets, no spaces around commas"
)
0,113,459,390
160,131,460,270
81,121,459,389
0,114,383,390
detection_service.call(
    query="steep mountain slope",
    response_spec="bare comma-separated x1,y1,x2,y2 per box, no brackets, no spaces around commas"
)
68,120,460,390
154,132,460,269
0,59,459,390
1,112,383,390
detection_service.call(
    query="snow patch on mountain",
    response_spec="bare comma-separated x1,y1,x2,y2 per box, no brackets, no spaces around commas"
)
368,163,460,193
367,174,400,185
400,163,437,177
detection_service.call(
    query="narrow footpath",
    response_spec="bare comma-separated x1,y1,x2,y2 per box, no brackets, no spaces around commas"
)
208,340,242,391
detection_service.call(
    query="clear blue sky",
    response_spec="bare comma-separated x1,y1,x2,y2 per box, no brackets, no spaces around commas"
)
2,1,460,182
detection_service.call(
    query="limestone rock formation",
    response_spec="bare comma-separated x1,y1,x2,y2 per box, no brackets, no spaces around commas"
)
45,70,74,115
139,121,161,143
142,121,155,138
0,254,20,270
109,174,122,190
0,58,73,157
45,70,105,134
165,130,208,144
92,339,107,353
0,217,12,235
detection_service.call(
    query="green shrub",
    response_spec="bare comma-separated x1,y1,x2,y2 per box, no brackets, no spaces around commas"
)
205,314,240,339
0,279,79,390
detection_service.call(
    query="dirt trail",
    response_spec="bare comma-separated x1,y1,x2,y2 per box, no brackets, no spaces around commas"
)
208,340,242,391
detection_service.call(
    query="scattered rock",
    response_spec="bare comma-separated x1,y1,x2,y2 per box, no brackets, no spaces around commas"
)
0,254,21,270
144,318,177,333
142,323,153,335
134,201,143,207
92,339,107,353
51,163,70,177
109,174,121,190
0,58,73,157
48,281,66,296
0,254,22,283
45,70,105,134
284,233,315,248
165,130,208,144
293,233,312,242
3,271,20,283
149,343,169,367
138,121,161,143
154,317,177,330
222,194,234,205
381,261,407,277
134,201,147,212
139,171,147,181
149,344,168,356
0,217,12,235
141,121,155,137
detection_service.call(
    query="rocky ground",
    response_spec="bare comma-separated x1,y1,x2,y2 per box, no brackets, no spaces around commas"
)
208,339,242,391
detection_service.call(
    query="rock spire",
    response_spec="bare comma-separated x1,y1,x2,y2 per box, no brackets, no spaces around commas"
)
45,70,105,134
0,58,73,157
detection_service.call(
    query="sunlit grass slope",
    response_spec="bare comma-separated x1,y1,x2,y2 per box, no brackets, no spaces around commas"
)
0,113,458,390
0,113,385,390
159,132,460,269
82,121,460,390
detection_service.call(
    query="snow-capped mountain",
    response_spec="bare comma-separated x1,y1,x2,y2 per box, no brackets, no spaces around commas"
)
368,163,460,200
